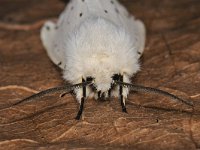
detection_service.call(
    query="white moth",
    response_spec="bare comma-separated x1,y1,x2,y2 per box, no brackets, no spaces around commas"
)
41,0,145,119
12,0,193,120
38,0,194,119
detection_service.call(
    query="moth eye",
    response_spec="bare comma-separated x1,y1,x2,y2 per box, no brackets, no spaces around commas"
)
112,74,120,81
86,77,94,82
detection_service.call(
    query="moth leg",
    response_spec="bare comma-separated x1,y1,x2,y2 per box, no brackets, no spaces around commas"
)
60,89,75,98
108,88,111,98
119,75,127,113
60,92,68,98
75,78,86,120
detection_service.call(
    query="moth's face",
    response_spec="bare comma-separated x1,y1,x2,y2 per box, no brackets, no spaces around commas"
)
86,74,121,100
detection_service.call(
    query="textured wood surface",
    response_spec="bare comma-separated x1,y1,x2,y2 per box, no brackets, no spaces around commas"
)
0,0,200,149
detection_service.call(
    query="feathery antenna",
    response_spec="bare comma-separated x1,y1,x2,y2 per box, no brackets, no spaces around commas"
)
115,81,194,106
12,82,91,106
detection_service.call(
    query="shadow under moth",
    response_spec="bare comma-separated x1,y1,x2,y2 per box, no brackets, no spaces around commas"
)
12,0,193,120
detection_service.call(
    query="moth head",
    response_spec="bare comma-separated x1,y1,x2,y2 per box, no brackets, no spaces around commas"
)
12,75,193,109
85,73,122,100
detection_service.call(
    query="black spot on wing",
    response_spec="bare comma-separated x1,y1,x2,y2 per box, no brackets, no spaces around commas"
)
55,26,59,29
115,8,119,14
45,26,50,30
57,62,62,66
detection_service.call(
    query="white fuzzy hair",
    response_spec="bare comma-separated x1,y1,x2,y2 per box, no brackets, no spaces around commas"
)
63,17,140,93
40,0,145,102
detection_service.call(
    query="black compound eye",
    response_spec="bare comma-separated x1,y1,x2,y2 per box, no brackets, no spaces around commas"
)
112,74,120,81
86,77,94,82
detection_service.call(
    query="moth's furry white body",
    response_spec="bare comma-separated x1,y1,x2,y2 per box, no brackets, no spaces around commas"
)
41,0,145,102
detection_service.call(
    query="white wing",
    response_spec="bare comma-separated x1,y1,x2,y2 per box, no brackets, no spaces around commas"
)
40,0,145,69
40,21,66,69
40,0,90,70
95,0,146,58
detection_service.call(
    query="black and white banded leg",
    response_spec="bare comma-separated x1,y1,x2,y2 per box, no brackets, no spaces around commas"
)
119,75,127,113
75,78,86,120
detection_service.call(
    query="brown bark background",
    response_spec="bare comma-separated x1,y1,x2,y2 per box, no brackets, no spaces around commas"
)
0,0,200,149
